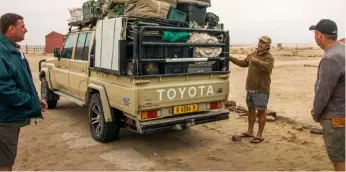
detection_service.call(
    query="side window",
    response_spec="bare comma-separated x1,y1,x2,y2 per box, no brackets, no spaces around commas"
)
74,32,91,61
61,33,78,59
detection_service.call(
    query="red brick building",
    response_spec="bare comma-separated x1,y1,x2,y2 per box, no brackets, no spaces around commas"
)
45,31,65,53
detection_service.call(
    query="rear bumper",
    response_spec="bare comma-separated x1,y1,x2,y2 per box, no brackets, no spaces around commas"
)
135,110,229,134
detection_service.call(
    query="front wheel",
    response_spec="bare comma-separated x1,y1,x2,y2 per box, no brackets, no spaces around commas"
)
88,93,120,143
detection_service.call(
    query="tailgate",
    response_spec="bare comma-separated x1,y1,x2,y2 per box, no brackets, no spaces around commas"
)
138,74,229,111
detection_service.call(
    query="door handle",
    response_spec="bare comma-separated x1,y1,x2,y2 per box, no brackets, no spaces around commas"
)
81,69,85,72
65,67,69,70
57,65,61,68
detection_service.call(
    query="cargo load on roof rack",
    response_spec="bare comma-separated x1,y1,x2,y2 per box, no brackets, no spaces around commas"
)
107,0,178,9
67,8,82,23
67,0,215,28
177,0,211,7
124,0,171,19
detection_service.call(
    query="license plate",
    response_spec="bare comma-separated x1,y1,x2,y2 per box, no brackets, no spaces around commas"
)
173,104,198,115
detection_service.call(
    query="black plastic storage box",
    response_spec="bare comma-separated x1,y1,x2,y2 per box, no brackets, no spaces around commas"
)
142,35,164,59
177,2,207,25
143,47,189,59
160,63,188,74
144,46,164,59
188,63,213,73
165,47,189,58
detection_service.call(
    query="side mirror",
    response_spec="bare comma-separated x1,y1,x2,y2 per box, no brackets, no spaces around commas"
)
54,48,61,59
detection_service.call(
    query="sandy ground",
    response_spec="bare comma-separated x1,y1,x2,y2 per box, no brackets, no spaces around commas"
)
12,52,333,171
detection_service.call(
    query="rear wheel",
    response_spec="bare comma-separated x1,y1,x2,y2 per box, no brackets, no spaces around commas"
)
41,78,58,109
88,93,120,143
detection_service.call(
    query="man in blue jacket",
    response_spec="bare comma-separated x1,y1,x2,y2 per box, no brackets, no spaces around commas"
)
0,13,47,171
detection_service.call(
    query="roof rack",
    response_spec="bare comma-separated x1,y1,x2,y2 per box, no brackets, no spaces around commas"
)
127,16,189,27
67,18,98,31
66,15,191,33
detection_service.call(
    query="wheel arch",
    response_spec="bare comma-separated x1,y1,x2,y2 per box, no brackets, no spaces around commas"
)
87,83,113,122
39,69,54,90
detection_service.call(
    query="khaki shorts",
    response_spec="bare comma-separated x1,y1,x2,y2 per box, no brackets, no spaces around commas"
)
0,126,20,166
320,119,345,162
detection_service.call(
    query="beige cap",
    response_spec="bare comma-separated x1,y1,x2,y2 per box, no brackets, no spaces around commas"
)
259,35,272,44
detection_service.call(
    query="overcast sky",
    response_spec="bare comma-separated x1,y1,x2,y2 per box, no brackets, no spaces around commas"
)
0,0,345,45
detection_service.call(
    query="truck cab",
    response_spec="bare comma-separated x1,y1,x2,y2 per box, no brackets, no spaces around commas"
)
39,16,230,143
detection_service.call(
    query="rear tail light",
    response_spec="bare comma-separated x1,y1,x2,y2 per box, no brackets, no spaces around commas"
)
208,102,222,110
141,110,158,120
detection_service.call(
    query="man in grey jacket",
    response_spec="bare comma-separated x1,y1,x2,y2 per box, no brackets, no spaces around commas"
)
309,19,345,171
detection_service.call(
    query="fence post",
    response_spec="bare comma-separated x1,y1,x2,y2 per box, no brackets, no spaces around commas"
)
26,45,28,54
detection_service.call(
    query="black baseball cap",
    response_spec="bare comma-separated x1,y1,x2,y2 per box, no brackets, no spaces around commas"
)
309,19,338,35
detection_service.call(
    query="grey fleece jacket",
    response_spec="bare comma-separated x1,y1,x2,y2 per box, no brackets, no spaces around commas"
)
313,42,345,122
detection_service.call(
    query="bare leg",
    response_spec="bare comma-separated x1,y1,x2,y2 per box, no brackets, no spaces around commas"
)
333,161,345,171
246,107,256,136
256,110,267,138
0,166,12,171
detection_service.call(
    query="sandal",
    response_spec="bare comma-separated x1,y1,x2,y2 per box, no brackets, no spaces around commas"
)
239,133,254,138
250,137,265,144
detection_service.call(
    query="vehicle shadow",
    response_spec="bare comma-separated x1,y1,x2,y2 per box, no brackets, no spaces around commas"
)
107,129,209,155
52,99,212,151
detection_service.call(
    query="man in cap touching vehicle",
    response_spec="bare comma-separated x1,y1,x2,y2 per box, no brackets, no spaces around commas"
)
229,36,275,144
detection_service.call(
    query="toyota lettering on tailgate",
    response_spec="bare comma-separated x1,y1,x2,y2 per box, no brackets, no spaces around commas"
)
156,85,214,101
